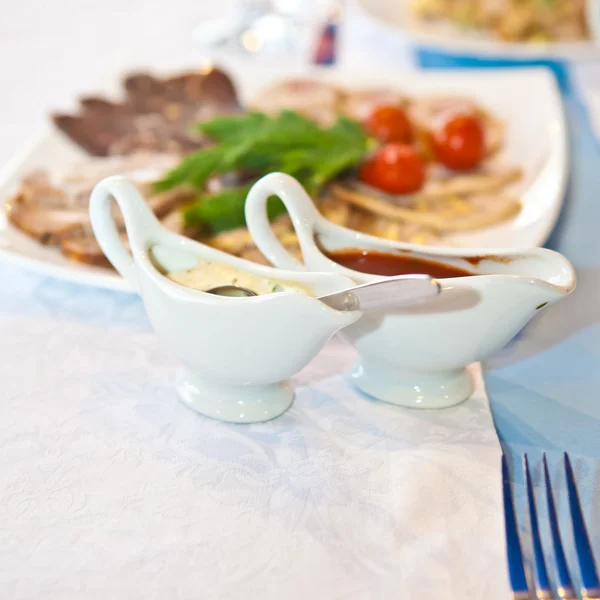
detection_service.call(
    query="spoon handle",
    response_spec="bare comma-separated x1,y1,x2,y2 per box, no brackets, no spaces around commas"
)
318,275,441,312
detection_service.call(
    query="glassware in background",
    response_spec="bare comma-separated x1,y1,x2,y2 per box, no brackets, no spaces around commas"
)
194,0,343,66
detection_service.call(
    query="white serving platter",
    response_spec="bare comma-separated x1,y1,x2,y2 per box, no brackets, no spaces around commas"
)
0,64,567,293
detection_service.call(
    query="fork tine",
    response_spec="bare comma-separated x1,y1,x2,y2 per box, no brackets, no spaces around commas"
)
524,454,553,598
564,453,600,599
543,455,577,600
503,455,531,599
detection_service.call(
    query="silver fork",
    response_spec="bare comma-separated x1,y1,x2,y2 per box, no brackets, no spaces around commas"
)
502,453,600,600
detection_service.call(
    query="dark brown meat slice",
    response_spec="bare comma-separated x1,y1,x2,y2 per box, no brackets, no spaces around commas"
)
197,67,239,108
52,115,131,156
52,67,240,156
123,73,165,112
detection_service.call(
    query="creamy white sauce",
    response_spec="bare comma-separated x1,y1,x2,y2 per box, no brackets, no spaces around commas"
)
167,259,309,296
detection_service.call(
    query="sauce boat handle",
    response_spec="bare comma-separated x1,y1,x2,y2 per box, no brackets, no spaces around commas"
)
245,172,324,271
89,175,161,291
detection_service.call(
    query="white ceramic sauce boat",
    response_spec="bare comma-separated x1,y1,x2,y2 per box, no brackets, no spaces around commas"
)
245,173,576,409
89,175,363,423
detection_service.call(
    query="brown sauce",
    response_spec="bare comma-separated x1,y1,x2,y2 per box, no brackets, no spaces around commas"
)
463,254,513,266
325,249,473,279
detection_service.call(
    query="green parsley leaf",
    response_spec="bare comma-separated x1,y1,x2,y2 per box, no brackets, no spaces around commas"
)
183,185,286,232
156,110,372,233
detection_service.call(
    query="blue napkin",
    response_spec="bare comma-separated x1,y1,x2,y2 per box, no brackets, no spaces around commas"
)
415,47,573,91
415,45,600,571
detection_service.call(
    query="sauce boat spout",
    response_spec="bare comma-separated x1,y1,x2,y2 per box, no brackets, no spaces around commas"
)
479,246,576,306
90,175,162,291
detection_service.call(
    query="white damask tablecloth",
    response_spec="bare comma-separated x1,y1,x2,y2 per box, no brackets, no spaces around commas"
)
0,264,508,599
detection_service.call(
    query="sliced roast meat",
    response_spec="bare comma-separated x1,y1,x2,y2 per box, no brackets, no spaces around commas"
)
339,88,408,122
6,200,93,245
52,114,132,157
146,187,196,219
60,153,180,187
53,67,240,156
14,153,180,212
60,237,113,268
197,67,240,109
423,163,522,198
408,95,505,157
250,79,342,126
6,154,193,262
160,209,187,235
123,74,168,113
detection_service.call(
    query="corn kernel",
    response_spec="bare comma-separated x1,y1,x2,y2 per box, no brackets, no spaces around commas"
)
410,234,428,245
415,199,430,212
449,197,472,213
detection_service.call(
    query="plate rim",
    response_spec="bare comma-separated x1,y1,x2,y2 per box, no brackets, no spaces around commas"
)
0,126,134,294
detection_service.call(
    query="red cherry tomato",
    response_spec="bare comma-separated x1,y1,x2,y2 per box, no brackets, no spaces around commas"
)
364,105,413,144
359,143,426,195
431,113,485,171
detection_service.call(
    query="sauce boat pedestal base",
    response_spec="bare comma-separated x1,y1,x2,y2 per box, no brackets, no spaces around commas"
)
350,359,474,409
176,369,294,424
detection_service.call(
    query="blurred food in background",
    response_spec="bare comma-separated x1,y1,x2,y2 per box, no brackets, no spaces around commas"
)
412,0,589,42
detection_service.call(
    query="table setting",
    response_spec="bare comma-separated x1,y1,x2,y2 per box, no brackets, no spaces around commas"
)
0,1,599,598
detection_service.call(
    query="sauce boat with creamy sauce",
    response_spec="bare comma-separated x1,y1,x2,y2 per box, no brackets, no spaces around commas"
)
89,176,363,423
245,173,576,409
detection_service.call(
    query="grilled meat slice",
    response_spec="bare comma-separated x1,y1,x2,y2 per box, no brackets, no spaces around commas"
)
6,154,194,261
53,67,241,156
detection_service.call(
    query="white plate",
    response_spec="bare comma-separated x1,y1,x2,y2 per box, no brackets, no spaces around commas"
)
358,0,600,61
0,65,567,294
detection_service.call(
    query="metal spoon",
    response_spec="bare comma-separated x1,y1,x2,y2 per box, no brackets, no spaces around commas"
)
207,274,441,311
206,285,259,298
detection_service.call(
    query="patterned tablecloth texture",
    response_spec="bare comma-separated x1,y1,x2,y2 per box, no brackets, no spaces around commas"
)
0,265,507,599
